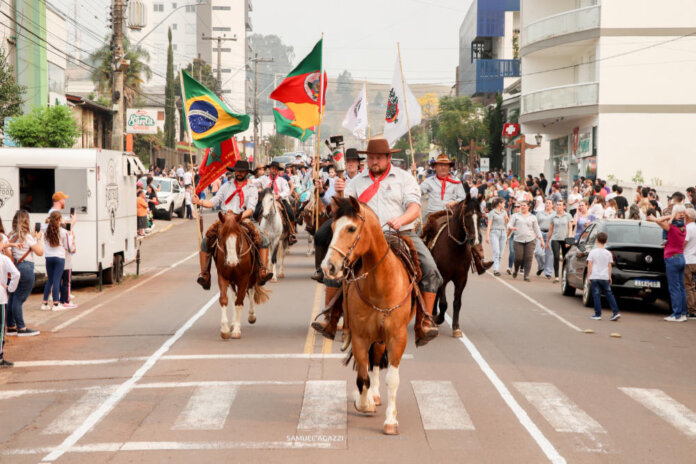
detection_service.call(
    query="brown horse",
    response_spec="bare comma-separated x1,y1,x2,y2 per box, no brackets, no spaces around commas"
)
214,211,269,339
322,197,416,436
301,191,329,256
423,196,480,337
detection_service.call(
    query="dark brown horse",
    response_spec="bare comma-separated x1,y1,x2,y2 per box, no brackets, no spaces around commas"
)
423,196,480,337
302,191,329,256
322,197,418,436
214,211,269,339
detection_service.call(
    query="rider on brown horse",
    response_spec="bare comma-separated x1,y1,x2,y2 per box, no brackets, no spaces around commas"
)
421,153,493,275
312,138,442,346
193,160,273,290
253,161,298,245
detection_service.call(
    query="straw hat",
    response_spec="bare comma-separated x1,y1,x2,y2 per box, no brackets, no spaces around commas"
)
431,153,455,166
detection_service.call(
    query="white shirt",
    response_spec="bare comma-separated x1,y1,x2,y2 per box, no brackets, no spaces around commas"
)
0,254,19,305
606,192,617,201
210,180,258,214
588,203,605,218
685,222,696,265
44,229,71,259
568,193,582,210
345,166,421,232
588,247,612,280
254,175,290,200
176,167,185,178
11,233,36,263
419,175,466,215
183,171,193,186
604,206,617,219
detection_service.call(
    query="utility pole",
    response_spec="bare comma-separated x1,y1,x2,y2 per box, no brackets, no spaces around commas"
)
111,0,128,151
251,53,272,163
201,33,237,98
462,139,486,177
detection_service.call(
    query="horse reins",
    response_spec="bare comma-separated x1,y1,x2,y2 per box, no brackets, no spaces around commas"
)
445,204,468,246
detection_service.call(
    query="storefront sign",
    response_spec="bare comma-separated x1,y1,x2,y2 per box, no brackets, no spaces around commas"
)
577,129,592,158
126,109,158,134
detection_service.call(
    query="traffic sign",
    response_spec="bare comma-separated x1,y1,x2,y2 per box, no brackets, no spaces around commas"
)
480,157,490,172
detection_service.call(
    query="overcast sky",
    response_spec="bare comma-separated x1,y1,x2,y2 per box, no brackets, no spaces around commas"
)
253,0,473,85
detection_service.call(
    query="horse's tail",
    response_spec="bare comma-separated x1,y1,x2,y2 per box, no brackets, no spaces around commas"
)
342,347,354,367
252,282,270,305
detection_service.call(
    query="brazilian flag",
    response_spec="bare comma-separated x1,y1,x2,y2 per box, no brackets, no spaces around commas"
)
180,70,250,148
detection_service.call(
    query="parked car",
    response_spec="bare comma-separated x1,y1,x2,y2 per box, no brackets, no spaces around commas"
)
139,176,186,221
561,219,667,307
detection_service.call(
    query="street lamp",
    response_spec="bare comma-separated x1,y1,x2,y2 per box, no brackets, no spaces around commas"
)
535,133,543,145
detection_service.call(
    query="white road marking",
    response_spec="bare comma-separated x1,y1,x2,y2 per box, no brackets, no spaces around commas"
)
411,380,474,430
13,353,414,368
297,380,346,431
515,382,607,452
52,251,198,332
172,385,238,430
42,386,119,435
444,314,566,464
620,388,696,437
487,271,583,332
41,292,220,462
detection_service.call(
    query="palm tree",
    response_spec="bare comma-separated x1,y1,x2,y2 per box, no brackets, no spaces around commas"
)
90,36,152,107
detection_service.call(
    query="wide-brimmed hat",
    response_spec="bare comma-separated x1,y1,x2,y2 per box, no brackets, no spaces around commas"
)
345,148,364,161
226,160,252,172
431,153,455,166
266,161,282,170
356,138,401,155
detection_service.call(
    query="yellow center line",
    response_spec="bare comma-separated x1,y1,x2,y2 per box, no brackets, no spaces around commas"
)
303,283,324,354
321,331,333,354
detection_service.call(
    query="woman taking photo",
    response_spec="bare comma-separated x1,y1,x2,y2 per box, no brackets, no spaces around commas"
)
6,210,44,336
546,200,574,283
508,201,544,281
486,197,508,276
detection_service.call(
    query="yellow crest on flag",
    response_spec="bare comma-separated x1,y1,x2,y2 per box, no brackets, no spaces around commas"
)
185,94,241,141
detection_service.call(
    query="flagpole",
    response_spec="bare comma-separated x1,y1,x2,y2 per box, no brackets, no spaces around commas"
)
314,33,325,228
179,68,203,247
397,43,415,176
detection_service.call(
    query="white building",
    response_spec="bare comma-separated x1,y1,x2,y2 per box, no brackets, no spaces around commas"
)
519,0,696,191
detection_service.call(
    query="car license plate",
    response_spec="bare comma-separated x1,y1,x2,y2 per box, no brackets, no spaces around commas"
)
634,279,660,288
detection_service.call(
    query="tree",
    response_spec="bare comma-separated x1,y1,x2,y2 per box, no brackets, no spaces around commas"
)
90,36,152,107
487,93,504,170
163,28,176,148
6,105,80,148
247,34,295,114
0,48,24,133
418,93,439,120
434,96,487,163
266,132,291,158
133,130,165,166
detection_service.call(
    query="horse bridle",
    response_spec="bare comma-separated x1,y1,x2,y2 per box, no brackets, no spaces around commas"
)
328,211,366,274
445,202,469,246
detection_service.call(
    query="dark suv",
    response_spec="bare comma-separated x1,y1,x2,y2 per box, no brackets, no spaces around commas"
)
561,219,667,307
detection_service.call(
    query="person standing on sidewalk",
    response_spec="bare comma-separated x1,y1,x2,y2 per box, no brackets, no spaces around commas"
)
683,207,696,317
41,212,69,311
486,198,508,276
59,223,77,309
534,199,555,279
587,232,621,321
508,201,544,281
546,200,573,283
6,210,44,337
0,252,19,366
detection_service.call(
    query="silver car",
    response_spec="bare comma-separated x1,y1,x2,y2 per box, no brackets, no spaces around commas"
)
139,176,186,221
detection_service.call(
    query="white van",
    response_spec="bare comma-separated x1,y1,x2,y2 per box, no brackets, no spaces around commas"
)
0,148,145,284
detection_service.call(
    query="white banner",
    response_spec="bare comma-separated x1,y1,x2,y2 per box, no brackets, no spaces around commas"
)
382,56,422,146
126,109,158,134
342,83,368,139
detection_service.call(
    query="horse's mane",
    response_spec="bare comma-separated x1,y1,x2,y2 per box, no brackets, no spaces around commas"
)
333,196,362,220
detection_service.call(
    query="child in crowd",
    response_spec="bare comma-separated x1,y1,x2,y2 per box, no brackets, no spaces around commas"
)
185,186,193,219
0,251,19,367
137,189,148,236
587,231,621,321
59,223,77,309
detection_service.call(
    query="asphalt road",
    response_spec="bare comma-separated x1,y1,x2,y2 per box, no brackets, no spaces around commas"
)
1,215,696,463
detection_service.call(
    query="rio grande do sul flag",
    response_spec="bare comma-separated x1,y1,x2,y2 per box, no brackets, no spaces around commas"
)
342,83,368,139
270,39,327,131
273,107,314,141
180,70,250,149
383,57,421,146
196,137,239,195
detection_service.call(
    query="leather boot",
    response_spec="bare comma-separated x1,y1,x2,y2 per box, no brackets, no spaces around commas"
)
257,248,274,286
414,291,439,347
196,251,212,290
472,245,493,275
311,286,342,340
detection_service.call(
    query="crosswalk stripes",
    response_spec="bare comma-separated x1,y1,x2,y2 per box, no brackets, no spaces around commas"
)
411,380,475,430
172,385,239,430
42,386,119,435
297,380,346,431
620,387,696,437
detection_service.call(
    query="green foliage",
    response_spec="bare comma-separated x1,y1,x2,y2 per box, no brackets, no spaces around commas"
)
0,48,24,130
6,105,80,148
133,130,165,166
631,170,645,184
393,125,430,158
90,35,152,106
486,93,504,170
434,96,487,163
163,28,176,148
266,132,291,158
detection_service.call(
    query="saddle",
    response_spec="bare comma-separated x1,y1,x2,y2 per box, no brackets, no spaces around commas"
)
420,210,450,250
208,215,263,254
384,233,423,283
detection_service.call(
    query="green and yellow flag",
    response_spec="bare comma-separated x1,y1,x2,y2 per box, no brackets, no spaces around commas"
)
180,70,250,148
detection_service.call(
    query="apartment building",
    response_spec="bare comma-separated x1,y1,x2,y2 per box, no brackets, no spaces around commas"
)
520,0,696,189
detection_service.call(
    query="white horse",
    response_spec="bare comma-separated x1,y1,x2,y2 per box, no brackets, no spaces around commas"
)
258,188,288,282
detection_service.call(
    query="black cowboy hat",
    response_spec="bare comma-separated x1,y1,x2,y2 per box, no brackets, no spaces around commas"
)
226,160,252,172
345,148,365,161
266,160,282,170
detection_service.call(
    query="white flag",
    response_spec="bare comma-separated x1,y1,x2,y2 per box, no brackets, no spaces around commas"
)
383,56,422,146
342,83,368,139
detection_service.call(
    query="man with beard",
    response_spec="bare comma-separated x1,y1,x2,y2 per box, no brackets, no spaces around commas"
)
192,160,273,289
253,161,298,245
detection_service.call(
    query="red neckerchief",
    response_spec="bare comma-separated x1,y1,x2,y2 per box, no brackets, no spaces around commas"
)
224,180,247,206
436,175,461,200
268,175,279,194
359,165,391,203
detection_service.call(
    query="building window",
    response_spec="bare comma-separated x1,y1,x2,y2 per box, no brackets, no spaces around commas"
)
172,23,177,30
185,4,195,12
212,48,231,52
213,26,231,31
212,5,231,10
157,111,165,121
153,3,164,12
221,68,231,73
173,44,178,51
172,2,177,8
222,90,231,94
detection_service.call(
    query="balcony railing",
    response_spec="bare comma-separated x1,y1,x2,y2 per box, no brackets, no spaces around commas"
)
521,82,598,114
521,4,600,48
475,59,520,93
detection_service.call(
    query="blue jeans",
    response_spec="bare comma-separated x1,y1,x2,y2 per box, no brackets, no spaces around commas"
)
590,279,619,317
535,232,553,276
508,233,515,269
43,257,65,302
489,229,506,272
665,254,687,318
7,261,35,330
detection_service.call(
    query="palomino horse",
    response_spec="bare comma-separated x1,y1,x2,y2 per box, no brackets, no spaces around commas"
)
214,212,269,339
424,196,480,337
322,197,416,436
258,188,289,281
